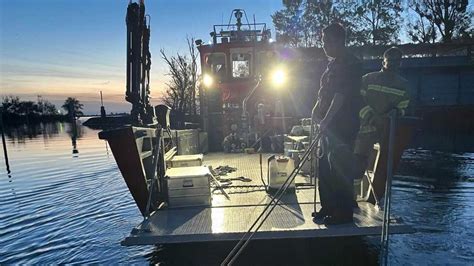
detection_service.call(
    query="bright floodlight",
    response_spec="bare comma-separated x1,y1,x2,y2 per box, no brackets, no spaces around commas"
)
203,74,213,88
271,69,286,88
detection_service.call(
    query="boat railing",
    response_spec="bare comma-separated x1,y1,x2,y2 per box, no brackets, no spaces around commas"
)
222,129,323,265
144,127,163,218
379,110,397,266
221,112,420,265
378,113,421,265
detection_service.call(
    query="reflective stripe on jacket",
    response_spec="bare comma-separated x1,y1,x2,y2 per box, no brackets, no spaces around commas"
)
359,69,410,120
358,69,410,133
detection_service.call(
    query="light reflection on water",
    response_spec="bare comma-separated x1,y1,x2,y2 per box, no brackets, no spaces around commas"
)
0,122,473,264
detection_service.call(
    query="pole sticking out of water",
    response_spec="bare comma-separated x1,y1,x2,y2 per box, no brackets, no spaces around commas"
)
100,91,106,119
0,107,10,173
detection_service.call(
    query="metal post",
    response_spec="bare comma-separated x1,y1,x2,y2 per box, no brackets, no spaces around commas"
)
380,110,397,266
223,130,322,265
199,83,208,133
310,108,317,213
242,78,261,147
145,127,162,218
280,93,286,134
309,107,317,185
100,91,106,119
0,107,10,173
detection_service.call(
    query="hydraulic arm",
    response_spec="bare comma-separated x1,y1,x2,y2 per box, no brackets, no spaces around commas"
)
126,0,155,125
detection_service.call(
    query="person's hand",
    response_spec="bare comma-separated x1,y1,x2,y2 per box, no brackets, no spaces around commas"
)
319,118,329,133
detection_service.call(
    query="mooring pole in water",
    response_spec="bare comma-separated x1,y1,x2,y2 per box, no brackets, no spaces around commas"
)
100,91,106,119
380,110,397,266
0,107,10,172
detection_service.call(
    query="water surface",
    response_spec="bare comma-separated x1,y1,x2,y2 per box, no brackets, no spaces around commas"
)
1,122,473,264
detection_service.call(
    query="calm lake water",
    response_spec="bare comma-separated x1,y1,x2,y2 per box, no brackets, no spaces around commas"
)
1,122,473,265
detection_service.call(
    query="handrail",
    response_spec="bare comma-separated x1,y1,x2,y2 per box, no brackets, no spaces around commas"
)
241,78,261,147
144,127,162,219
380,110,397,266
309,105,318,213
222,130,322,265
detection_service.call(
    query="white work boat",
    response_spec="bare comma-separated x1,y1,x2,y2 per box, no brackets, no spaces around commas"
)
100,1,416,259
99,116,417,247
123,153,412,246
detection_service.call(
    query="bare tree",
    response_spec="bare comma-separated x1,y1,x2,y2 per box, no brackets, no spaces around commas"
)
409,0,472,43
350,0,402,45
407,4,437,44
272,0,305,47
161,37,199,115
302,0,341,47
272,0,402,47
187,37,199,115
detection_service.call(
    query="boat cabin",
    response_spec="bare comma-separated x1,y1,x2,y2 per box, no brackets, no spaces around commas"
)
196,10,295,151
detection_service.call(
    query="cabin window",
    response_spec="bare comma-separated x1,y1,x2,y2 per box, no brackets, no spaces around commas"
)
206,53,227,80
231,53,251,78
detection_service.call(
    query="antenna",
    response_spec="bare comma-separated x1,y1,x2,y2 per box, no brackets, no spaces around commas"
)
253,14,257,41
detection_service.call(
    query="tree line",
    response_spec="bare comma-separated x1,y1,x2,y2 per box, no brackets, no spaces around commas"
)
272,0,473,47
1,96,84,125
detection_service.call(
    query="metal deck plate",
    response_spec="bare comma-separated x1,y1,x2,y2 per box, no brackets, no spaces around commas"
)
122,153,414,246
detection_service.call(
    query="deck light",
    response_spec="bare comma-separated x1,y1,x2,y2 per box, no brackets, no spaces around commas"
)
235,10,243,20
271,68,286,88
203,73,214,88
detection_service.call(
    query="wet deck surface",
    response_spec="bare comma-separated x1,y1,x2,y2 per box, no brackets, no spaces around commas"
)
122,153,413,246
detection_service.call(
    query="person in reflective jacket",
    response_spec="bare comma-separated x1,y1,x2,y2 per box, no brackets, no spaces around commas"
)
354,47,410,164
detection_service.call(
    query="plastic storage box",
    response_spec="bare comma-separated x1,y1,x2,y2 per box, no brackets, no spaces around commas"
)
169,154,203,168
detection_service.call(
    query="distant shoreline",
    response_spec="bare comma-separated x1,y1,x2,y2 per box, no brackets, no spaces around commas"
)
1,114,69,126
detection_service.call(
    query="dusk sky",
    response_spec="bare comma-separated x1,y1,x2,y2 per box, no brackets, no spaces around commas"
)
0,0,283,114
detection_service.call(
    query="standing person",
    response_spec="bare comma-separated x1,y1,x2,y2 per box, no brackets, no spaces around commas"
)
312,23,363,225
354,47,410,180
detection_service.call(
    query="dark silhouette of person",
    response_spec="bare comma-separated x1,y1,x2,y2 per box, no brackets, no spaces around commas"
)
312,23,363,225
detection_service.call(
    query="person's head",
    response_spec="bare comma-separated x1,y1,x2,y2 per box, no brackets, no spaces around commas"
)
383,47,403,71
322,23,346,58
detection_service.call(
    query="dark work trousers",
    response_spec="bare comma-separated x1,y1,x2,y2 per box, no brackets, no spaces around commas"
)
318,134,355,215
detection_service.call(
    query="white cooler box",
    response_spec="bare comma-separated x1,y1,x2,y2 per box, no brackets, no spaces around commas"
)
169,154,203,168
166,166,211,208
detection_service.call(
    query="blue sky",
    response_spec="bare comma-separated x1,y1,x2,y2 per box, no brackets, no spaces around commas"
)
0,0,283,114
2,1,471,114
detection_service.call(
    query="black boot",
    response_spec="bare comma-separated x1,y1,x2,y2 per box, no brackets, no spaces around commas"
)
323,209,353,225
312,208,330,219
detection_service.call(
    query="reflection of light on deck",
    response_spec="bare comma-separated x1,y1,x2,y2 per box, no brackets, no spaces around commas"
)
211,207,225,233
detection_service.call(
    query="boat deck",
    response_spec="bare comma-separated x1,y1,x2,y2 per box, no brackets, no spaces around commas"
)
122,153,413,246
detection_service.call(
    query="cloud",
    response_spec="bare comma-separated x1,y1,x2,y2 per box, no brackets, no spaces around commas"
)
96,80,111,85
